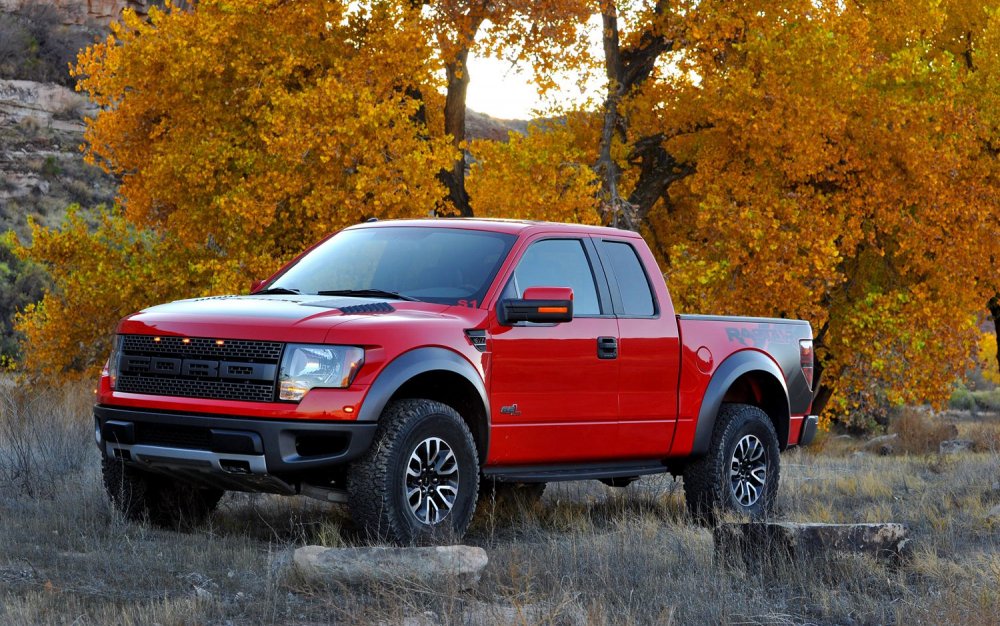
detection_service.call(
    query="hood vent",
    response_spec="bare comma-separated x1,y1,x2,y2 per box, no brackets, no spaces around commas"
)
338,302,396,315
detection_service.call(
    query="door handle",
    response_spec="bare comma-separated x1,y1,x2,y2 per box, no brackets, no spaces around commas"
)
597,336,618,359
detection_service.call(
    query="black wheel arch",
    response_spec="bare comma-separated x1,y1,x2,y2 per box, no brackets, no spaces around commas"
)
691,351,791,454
357,347,490,462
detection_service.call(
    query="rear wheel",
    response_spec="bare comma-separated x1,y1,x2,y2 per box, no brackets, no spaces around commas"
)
102,457,222,529
347,399,479,544
682,403,780,523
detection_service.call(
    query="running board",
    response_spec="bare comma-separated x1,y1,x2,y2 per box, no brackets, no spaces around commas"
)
482,460,670,483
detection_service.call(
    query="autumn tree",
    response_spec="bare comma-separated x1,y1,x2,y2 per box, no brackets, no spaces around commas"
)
626,0,1000,427
474,0,1000,427
467,116,601,223
15,0,1000,433
418,0,591,215
17,0,456,376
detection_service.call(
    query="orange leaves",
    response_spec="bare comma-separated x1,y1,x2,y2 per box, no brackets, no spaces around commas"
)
73,0,452,266
14,0,1000,425
648,0,1000,425
18,1,457,377
467,121,601,223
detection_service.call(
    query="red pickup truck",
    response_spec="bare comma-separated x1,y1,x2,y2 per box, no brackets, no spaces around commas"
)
94,219,816,542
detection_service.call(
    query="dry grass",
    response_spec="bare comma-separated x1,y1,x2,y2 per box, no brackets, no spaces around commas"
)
2,385,1000,625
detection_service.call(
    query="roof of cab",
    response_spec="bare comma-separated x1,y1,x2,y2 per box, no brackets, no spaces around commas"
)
344,217,641,239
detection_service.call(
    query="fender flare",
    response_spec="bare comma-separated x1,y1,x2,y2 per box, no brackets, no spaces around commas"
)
691,350,790,455
356,347,490,426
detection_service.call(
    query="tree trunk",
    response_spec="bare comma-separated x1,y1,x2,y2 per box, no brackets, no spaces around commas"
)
595,0,686,231
990,295,1000,376
441,49,473,217
596,3,632,229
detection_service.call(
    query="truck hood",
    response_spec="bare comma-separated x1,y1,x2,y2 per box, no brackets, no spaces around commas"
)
117,294,458,344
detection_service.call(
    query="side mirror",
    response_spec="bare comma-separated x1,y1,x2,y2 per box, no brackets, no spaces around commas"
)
501,286,574,325
250,279,266,293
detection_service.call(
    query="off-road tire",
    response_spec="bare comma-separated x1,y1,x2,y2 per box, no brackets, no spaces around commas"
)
347,399,479,544
102,457,223,529
682,403,780,524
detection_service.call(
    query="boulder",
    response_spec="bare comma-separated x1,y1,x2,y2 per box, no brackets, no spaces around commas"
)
938,439,974,455
863,433,897,456
293,544,488,591
715,522,911,567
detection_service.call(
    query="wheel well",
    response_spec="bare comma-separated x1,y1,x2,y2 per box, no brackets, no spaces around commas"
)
389,370,489,462
722,372,790,449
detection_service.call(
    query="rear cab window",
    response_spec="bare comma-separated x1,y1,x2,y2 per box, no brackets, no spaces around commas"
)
597,240,657,317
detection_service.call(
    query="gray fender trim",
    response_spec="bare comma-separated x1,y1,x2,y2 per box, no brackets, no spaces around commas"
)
691,351,789,455
356,347,490,425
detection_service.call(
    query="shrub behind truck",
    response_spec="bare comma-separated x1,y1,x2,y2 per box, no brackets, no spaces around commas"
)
94,218,816,542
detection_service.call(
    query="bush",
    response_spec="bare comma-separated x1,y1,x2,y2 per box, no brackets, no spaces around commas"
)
970,389,1000,412
948,385,976,411
948,384,1000,413
0,381,91,498
889,408,958,455
0,234,51,362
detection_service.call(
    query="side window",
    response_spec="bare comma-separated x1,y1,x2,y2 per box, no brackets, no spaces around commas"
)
504,239,601,315
599,241,656,316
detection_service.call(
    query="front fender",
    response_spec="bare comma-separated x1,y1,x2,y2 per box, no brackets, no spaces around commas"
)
356,347,489,424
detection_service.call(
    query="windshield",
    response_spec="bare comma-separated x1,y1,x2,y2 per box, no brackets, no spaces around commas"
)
267,226,517,306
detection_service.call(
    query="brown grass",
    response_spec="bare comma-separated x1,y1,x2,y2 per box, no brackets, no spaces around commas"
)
890,407,959,454
2,385,1000,624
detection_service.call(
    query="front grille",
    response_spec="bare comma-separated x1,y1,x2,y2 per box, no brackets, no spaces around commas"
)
121,335,283,361
117,335,282,403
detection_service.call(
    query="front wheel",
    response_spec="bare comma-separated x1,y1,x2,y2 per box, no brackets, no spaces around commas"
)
347,399,479,544
682,403,780,523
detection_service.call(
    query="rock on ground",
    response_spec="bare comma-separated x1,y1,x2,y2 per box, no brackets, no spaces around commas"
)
715,522,911,567
938,439,975,455
863,433,897,456
293,544,488,591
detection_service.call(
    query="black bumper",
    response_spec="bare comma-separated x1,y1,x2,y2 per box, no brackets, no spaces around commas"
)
94,405,377,477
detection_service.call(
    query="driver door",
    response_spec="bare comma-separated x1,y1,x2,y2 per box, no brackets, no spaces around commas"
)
487,237,620,465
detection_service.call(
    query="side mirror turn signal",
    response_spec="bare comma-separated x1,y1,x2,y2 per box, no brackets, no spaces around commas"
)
501,286,574,325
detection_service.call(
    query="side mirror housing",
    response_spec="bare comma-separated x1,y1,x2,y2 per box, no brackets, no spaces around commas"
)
250,279,266,293
501,286,574,325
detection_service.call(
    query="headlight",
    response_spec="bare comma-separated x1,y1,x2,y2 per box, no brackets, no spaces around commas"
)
278,344,364,401
107,335,122,390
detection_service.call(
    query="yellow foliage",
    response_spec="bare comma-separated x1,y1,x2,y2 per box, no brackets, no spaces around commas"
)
468,121,601,223
13,0,1000,431
18,1,457,376
979,332,1000,386
15,209,208,378
635,0,1000,427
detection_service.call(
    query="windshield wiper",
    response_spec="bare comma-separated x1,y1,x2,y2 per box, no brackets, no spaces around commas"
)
316,289,419,302
254,287,300,295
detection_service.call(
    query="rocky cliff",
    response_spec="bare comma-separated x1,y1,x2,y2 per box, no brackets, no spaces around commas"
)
0,0,150,26
0,78,116,240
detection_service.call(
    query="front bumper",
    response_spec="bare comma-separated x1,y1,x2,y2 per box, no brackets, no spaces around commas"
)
94,405,377,493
